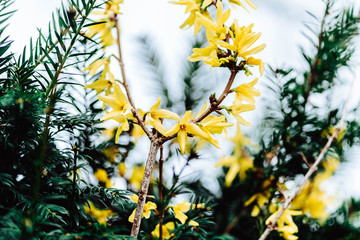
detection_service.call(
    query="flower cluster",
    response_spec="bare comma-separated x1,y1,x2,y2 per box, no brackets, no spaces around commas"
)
87,0,123,47
184,0,265,74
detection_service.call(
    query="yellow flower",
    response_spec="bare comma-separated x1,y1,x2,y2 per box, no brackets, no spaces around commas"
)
85,72,115,95
87,11,116,47
128,194,157,222
171,201,204,225
147,97,180,135
105,0,123,14
244,177,274,216
195,104,233,146
151,222,175,239
129,165,145,191
233,78,261,105
291,155,339,222
229,103,255,126
247,57,265,76
215,154,253,186
221,22,266,60
105,179,112,188
84,202,113,225
188,45,229,67
244,192,271,216
229,0,258,11
94,169,108,182
265,208,302,240
117,162,126,177
170,0,211,34
84,58,111,76
195,0,230,41
97,83,132,142
231,124,252,151
165,111,210,154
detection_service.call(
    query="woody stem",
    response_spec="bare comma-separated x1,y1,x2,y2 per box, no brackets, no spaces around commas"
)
114,14,153,140
130,140,160,237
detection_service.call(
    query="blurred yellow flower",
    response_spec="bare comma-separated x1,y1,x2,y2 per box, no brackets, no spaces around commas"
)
244,192,271,216
215,154,253,186
85,72,115,97
265,208,302,240
291,155,339,222
84,202,113,225
85,58,111,76
165,111,210,154
151,222,175,239
147,97,180,135
229,0,258,11
244,177,274,216
105,0,123,14
171,200,204,225
87,11,116,47
128,194,157,222
129,165,145,191
117,162,126,177
94,169,108,182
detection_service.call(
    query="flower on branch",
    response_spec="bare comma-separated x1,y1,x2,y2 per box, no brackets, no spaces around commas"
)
151,222,175,239
165,111,214,154
233,77,261,104
171,200,205,226
147,97,180,135
265,208,303,240
97,83,132,142
128,194,157,222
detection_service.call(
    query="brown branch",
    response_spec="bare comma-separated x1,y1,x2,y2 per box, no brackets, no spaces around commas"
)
159,69,238,144
130,140,160,237
195,70,238,122
159,145,164,240
258,94,350,240
113,14,153,140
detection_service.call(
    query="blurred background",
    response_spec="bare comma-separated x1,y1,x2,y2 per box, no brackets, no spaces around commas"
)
6,0,360,203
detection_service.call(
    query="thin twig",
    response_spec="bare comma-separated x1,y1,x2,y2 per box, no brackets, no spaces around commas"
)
258,81,352,240
159,145,164,240
195,70,238,122
113,14,153,140
159,70,238,144
130,140,160,237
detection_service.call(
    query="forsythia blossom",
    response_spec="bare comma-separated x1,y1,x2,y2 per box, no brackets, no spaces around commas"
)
128,194,157,222
97,83,132,142
265,208,303,240
151,222,175,239
171,200,205,226
84,202,113,225
147,97,180,135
